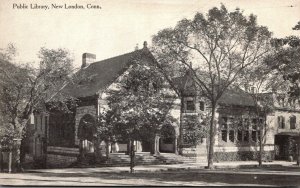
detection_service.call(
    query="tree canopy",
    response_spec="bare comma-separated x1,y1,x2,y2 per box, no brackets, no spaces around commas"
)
0,45,75,170
152,4,273,169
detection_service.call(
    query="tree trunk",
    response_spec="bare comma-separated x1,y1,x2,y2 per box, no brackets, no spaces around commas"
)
297,143,300,166
20,138,26,169
126,140,131,155
207,103,216,169
0,151,3,172
12,140,22,172
95,137,102,163
179,97,184,155
105,140,110,160
258,118,265,167
258,129,263,167
8,151,12,173
130,139,135,173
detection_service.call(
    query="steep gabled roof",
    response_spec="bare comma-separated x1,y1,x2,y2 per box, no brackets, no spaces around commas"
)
174,72,256,107
62,48,153,98
218,87,255,107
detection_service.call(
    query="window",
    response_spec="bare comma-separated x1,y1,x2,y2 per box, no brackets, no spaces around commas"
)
199,101,205,111
237,120,243,142
290,115,296,129
186,99,195,111
45,116,48,134
252,129,257,142
278,116,285,129
228,118,235,142
244,131,249,142
229,130,235,142
220,117,235,143
40,116,43,131
34,116,37,130
237,130,243,142
221,117,228,142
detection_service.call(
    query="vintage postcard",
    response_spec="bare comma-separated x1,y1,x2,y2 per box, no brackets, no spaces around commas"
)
0,0,300,186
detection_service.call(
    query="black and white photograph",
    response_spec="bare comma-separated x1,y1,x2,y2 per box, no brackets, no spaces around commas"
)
0,0,300,186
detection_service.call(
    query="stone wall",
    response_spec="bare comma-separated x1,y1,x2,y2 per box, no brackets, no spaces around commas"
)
47,154,78,168
46,146,79,168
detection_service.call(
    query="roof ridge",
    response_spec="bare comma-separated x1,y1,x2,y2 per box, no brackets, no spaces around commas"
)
90,49,143,66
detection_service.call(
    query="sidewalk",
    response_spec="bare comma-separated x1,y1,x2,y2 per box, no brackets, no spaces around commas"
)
2,161,300,186
27,160,300,174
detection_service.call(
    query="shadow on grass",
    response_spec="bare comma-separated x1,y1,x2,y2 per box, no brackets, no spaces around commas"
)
25,169,300,186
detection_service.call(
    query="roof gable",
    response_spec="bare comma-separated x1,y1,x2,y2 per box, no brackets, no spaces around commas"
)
62,48,154,98
174,72,256,107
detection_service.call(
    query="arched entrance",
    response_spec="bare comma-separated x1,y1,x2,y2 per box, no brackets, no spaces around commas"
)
275,133,299,161
78,114,96,154
159,124,176,153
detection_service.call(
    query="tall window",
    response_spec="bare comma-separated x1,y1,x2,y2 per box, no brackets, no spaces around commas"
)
228,118,235,142
290,115,296,129
45,116,48,134
278,116,285,129
199,101,205,111
237,120,243,142
34,116,37,130
40,116,43,131
221,117,228,142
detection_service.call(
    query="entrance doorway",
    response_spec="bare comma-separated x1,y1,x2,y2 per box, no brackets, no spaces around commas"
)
78,114,96,153
275,134,299,161
159,124,176,153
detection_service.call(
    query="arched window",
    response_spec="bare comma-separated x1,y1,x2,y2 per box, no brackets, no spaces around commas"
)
290,115,296,129
78,114,96,141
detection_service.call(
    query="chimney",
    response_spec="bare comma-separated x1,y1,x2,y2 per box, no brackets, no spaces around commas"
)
82,53,96,68
250,87,255,93
143,41,148,49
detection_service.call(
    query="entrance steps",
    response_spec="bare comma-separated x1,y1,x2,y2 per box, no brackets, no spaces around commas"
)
105,152,196,166
71,152,196,167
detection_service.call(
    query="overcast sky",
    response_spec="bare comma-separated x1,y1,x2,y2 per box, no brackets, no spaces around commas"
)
0,0,299,68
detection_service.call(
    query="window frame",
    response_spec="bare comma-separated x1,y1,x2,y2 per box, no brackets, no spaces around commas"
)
221,117,228,142
290,115,296,129
185,98,196,112
278,116,285,129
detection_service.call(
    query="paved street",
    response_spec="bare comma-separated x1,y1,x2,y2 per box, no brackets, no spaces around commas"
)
1,161,300,186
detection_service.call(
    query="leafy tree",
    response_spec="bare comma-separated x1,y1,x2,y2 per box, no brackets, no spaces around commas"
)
241,61,276,166
266,36,300,98
182,115,208,146
293,21,300,30
95,110,117,161
152,5,272,169
106,55,175,173
0,45,74,171
0,43,17,62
